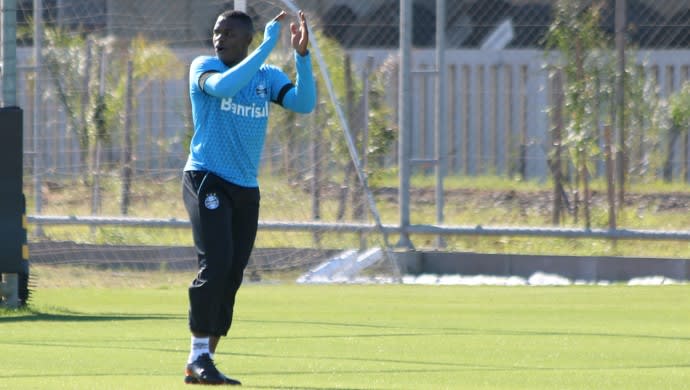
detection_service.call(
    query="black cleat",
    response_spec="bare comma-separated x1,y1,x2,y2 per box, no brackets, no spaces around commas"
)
184,372,242,386
220,374,241,386
184,354,241,386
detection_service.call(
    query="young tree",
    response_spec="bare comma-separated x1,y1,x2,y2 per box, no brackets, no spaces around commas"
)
545,0,609,228
664,82,690,182
265,32,395,222
42,28,182,214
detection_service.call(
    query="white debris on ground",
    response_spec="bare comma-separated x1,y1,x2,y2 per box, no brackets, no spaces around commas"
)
296,248,383,284
403,274,523,286
298,273,685,286
527,272,571,286
296,249,687,286
627,276,680,286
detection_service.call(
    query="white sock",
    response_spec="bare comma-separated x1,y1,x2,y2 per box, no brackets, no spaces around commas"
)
187,336,210,364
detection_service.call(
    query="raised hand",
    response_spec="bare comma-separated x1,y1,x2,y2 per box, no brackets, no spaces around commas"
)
272,10,288,23
290,10,309,56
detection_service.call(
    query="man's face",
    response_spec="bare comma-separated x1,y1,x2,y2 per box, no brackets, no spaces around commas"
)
213,15,253,67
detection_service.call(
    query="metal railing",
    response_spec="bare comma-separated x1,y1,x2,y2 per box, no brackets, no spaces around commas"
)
28,215,690,242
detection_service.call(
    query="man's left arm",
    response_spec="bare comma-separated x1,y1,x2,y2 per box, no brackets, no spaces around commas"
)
278,10,316,114
280,52,316,113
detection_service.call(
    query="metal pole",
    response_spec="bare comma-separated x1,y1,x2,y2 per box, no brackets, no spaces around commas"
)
280,0,402,280
234,0,246,12
360,56,373,251
26,214,690,242
362,57,373,188
1,0,17,106
33,0,43,219
397,0,413,249
552,69,564,225
106,0,113,37
615,0,626,208
0,273,19,308
434,0,446,248
310,83,321,247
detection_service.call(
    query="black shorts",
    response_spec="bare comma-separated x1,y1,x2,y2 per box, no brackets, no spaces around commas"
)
182,170,260,336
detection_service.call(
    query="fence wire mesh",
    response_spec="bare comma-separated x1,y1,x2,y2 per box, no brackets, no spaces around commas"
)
17,1,690,48
3,0,690,278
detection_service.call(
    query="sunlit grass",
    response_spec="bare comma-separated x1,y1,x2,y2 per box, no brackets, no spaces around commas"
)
3,283,690,389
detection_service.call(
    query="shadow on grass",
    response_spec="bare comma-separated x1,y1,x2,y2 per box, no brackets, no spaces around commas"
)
249,386,381,390
0,307,182,323
228,363,690,390
228,347,690,373
240,318,690,343
240,318,404,330
418,325,690,343
4,364,690,390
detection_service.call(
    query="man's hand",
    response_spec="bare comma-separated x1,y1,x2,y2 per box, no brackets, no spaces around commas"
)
264,10,287,42
291,11,309,56
272,10,287,23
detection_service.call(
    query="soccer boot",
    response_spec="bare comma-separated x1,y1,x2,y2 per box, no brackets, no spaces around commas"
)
184,371,242,386
185,353,239,385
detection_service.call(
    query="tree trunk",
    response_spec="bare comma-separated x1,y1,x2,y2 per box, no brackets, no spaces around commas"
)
663,126,679,182
336,162,353,221
337,53,357,222
582,154,591,230
120,60,134,215
604,125,616,230
683,128,689,182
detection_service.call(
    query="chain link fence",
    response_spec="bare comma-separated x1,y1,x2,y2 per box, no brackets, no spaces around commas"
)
16,1,689,48
3,0,690,260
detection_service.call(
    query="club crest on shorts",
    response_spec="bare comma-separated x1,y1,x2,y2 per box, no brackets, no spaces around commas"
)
204,193,219,210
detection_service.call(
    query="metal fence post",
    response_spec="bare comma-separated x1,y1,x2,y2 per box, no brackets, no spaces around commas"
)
310,83,322,248
360,56,374,250
615,0,626,208
33,0,43,223
0,273,18,308
397,0,413,249
435,0,446,248
234,0,246,12
1,0,17,106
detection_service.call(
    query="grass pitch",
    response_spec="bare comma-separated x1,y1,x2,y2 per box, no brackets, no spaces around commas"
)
2,281,690,389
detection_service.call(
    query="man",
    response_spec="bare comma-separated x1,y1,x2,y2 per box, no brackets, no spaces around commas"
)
182,9,315,385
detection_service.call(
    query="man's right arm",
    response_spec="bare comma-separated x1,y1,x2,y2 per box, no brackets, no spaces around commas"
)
202,20,282,98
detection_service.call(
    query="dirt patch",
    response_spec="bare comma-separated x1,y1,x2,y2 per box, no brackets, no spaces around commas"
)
371,187,690,214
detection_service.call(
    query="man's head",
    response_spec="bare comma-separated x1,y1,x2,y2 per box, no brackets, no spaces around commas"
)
213,10,254,67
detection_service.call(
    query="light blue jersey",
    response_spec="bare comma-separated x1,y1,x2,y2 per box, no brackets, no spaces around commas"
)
184,20,315,188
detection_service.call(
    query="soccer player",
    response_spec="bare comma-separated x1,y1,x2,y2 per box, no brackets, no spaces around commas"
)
182,9,316,385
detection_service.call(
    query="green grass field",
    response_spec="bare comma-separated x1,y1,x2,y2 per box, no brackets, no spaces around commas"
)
2,273,690,389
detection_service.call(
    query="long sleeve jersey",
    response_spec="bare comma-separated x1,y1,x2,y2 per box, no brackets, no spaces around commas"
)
184,20,316,187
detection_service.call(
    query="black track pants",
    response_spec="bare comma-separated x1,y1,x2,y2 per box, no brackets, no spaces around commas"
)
182,171,260,336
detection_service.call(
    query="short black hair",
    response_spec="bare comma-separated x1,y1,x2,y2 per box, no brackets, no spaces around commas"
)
218,10,254,34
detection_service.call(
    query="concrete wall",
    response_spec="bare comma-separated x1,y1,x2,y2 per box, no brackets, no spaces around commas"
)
24,241,690,282
396,251,690,282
